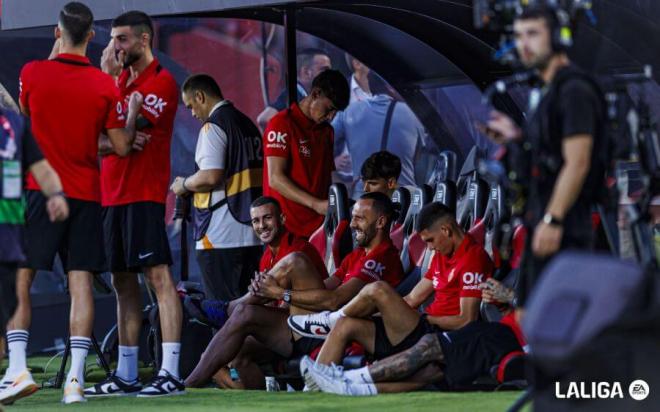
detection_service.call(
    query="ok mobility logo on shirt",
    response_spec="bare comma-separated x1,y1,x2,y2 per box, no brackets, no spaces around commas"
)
266,131,287,150
361,259,385,281
142,94,167,118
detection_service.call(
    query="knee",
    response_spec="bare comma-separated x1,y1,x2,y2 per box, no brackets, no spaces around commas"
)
145,266,173,292
362,281,391,300
225,303,258,329
330,317,358,339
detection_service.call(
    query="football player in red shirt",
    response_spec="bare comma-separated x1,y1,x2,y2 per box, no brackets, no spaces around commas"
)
288,202,493,366
86,11,184,398
262,69,349,238
301,278,525,395
185,192,404,388
1,2,142,405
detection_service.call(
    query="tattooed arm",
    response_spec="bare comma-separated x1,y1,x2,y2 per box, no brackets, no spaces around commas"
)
368,333,445,382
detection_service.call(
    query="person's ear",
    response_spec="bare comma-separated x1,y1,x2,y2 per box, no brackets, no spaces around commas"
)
195,90,205,104
54,26,61,39
88,29,95,42
386,177,397,189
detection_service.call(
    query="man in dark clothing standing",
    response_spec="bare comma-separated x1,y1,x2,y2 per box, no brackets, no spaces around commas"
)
484,6,604,308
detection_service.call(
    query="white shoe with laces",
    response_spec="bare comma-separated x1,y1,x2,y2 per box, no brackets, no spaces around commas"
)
62,377,86,404
0,369,38,405
288,311,334,339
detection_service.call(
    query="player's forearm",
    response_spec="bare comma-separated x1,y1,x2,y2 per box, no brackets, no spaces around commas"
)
30,160,63,196
270,172,322,212
289,288,341,312
183,170,223,193
545,159,590,220
98,134,114,156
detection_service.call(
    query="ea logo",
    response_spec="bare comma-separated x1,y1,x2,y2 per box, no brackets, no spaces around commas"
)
462,272,483,285
629,380,649,401
267,131,287,144
144,94,167,112
364,260,385,275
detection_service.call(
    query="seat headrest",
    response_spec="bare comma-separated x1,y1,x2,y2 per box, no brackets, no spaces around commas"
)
391,187,412,226
436,150,458,183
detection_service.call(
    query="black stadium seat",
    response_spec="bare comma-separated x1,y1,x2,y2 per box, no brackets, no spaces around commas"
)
309,183,354,274
390,186,412,251
456,147,489,230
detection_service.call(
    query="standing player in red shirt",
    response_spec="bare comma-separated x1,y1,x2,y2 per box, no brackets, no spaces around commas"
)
288,202,493,366
85,11,184,398
0,2,142,405
262,69,349,238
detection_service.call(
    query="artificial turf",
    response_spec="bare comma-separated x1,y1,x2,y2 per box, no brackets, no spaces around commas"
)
2,356,527,411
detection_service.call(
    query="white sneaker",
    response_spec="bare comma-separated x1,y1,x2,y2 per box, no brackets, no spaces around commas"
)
299,356,320,392
288,311,334,339
62,377,86,404
0,370,38,405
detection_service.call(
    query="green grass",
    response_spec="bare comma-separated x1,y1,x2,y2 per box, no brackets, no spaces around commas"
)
2,357,526,412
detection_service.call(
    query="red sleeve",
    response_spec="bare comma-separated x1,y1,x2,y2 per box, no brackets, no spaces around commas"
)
424,254,439,281
346,249,394,284
105,81,125,130
138,75,177,126
332,251,353,283
19,63,34,110
263,114,291,159
458,250,493,298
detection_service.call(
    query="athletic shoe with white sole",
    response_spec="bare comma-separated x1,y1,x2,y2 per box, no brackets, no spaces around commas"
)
299,356,320,392
137,371,185,397
62,377,86,404
287,311,334,339
84,372,142,397
0,370,38,405
307,362,375,396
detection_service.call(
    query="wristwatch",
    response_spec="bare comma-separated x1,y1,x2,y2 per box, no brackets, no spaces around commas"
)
542,213,563,226
282,289,292,303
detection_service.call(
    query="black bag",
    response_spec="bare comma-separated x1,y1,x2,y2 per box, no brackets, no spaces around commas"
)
147,283,214,380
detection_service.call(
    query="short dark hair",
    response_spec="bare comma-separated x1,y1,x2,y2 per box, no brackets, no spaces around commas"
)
58,2,93,46
359,191,394,226
361,151,401,181
112,10,154,47
298,48,329,71
367,71,391,97
515,5,559,30
250,196,281,213
417,202,456,232
182,74,224,99
311,69,350,111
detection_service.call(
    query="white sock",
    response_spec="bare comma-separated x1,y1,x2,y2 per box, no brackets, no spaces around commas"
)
159,342,181,378
348,382,378,396
6,330,29,376
66,336,91,384
116,345,139,382
327,309,346,329
344,366,374,384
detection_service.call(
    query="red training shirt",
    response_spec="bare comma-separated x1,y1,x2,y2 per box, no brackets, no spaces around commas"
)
424,233,494,317
262,103,334,237
259,231,329,279
333,238,404,287
20,53,124,202
101,59,178,206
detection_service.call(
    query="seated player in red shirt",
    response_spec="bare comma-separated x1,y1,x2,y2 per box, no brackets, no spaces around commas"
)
185,192,404,388
288,202,494,366
301,278,526,395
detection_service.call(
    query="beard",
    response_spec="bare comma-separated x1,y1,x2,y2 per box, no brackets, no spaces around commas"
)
354,225,377,247
122,50,141,69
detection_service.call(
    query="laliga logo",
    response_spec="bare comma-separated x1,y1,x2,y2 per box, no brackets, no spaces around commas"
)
555,380,649,401
267,131,287,144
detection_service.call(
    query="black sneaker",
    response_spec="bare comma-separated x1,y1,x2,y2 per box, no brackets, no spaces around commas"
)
84,373,142,397
137,371,185,398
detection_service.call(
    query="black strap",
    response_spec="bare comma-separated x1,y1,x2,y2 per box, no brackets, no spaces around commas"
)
381,100,397,151
209,197,227,212
51,57,92,67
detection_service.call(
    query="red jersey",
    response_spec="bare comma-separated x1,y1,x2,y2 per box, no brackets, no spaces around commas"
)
101,59,178,206
259,231,328,279
499,311,527,347
262,103,334,237
333,238,404,287
19,54,124,202
424,234,494,317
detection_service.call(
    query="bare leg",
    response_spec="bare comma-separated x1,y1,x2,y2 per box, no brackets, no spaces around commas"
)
368,334,444,382
185,305,292,387
316,317,376,365
144,265,182,343
268,252,325,316
67,271,94,337
375,363,444,393
111,273,142,346
231,336,280,389
7,268,36,331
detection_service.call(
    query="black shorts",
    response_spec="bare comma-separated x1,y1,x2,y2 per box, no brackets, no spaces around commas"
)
0,263,18,336
103,202,172,272
23,190,106,273
437,321,522,388
291,335,324,357
372,314,439,360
